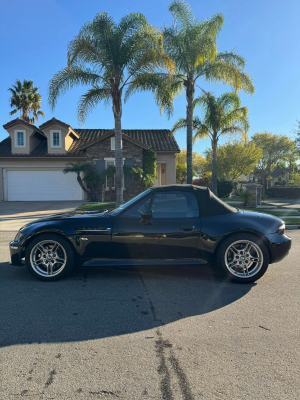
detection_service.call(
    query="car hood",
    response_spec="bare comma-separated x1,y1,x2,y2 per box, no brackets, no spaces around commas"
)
20,210,110,230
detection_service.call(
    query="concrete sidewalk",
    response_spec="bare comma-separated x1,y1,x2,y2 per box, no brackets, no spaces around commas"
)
0,201,84,231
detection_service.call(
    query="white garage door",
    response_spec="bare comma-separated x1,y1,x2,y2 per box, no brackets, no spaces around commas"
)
7,170,83,201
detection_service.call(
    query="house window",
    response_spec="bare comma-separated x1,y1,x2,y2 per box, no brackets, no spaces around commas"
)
104,158,124,189
50,130,62,148
14,130,26,148
111,136,122,150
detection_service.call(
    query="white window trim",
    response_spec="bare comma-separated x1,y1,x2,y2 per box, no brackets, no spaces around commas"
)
50,130,62,148
14,130,26,148
110,136,123,150
104,157,125,190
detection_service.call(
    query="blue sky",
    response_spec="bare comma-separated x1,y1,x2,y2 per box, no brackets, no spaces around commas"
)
1,0,300,155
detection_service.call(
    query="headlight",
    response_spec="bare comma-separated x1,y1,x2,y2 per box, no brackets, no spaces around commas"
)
276,223,285,235
14,231,24,242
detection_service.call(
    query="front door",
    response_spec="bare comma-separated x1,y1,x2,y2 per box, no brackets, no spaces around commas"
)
112,192,159,259
149,191,201,258
112,190,201,259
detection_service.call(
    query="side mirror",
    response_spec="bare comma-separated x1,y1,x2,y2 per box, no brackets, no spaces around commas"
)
141,210,152,223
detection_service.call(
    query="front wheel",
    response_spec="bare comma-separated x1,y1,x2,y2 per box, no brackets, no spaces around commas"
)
25,234,75,281
216,234,269,283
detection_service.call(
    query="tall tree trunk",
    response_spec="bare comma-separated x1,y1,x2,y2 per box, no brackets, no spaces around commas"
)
112,85,123,207
211,136,218,196
185,76,195,184
76,175,90,198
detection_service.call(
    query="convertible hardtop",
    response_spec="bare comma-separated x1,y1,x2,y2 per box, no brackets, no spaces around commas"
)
151,184,236,217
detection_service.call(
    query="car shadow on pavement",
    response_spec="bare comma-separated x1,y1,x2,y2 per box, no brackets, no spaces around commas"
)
0,262,254,347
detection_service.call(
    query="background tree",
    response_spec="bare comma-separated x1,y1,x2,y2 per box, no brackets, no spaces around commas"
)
49,12,174,206
252,132,297,192
204,141,262,181
173,91,249,195
63,162,91,197
8,79,45,124
164,0,255,184
176,149,205,183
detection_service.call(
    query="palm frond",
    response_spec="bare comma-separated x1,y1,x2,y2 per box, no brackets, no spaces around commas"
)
193,124,211,142
168,0,195,29
203,61,255,94
78,86,111,123
48,66,102,110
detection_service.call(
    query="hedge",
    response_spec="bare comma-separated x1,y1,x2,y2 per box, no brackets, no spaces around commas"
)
192,178,233,198
266,187,300,199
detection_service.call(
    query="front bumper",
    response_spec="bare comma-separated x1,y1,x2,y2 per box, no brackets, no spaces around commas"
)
9,241,24,266
265,233,292,264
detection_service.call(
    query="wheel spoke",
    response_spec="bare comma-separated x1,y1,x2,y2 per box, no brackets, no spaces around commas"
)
244,242,252,252
47,263,53,275
55,257,65,264
227,260,237,268
52,243,59,253
230,245,239,254
250,257,261,262
37,244,45,254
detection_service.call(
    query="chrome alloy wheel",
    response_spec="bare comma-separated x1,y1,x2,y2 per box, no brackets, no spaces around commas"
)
224,240,263,278
30,240,67,277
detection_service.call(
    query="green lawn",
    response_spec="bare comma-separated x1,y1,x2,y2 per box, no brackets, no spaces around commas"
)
77,202,116,212
253,209,299,217
280,218,300,225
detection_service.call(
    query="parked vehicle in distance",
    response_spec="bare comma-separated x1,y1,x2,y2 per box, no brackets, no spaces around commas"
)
10,185,291,283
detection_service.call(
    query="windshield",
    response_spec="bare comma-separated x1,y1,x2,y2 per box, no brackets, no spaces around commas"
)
108,189,152,216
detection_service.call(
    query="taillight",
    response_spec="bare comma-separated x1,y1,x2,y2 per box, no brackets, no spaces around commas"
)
276,223,285,235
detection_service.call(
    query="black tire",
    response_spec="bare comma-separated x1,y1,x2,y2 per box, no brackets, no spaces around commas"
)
25,234,75,281
216,233,269,283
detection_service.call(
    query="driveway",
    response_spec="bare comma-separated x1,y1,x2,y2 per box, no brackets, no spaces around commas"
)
0,201,84,231
0,227,299,399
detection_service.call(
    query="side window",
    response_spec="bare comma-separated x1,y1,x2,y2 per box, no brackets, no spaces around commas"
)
122,196,152,218
152,192,199,218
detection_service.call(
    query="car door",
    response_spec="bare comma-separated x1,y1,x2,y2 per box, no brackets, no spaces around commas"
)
149,191,201,259
112,192,160,259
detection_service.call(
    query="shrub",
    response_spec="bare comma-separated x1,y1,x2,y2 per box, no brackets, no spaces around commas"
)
266,187,300,199
192,176,210,187
240,190,253,207
217,180,234,198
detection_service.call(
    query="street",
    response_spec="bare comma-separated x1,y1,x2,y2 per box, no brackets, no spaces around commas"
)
0,230,299,400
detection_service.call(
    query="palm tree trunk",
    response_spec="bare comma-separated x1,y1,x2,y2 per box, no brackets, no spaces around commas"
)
185,77,195,184
113,89,123,207
77,175,90,198
211,136,218,196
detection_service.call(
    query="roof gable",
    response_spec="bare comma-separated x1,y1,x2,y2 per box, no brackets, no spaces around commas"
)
79,130,150,151
3,118,45,136
76,129,180,153
39,118,80,139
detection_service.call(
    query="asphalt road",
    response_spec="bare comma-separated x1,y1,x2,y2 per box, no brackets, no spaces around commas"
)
0,230,299,400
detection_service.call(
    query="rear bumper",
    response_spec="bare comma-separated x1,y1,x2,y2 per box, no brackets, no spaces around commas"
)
9,241,24,266
265,233,292,264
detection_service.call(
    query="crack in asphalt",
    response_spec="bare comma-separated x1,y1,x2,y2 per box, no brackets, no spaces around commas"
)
137,269,195,400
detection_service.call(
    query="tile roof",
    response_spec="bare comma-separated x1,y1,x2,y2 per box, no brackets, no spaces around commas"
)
76,129,180,152
0,137,85,158
3,118,45,136
0,128,180,158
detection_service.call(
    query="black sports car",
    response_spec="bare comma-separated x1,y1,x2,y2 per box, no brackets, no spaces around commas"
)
10,185,291,283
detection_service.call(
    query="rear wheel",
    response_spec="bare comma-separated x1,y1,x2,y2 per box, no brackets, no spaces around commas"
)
25,234,75,281
216,233,269,283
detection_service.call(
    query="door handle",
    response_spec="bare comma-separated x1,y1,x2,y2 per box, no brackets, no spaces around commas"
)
181,226,195,231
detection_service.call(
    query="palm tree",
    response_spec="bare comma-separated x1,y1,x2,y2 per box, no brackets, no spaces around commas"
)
164,0,255,184
49,12,175,206
63,162,91,197
173,91,249,195
8,79,45,124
